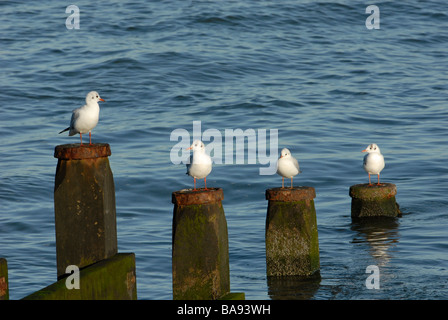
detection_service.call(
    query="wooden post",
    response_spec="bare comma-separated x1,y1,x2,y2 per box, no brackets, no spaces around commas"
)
349,183,401,219
171,188,230,300
0,258,8,300
54,143,117,279
265,187,320,277
23,253,136,300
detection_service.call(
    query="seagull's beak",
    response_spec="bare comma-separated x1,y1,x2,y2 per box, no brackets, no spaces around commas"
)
186,147,192,150
362,149,367,152
99,98,105,102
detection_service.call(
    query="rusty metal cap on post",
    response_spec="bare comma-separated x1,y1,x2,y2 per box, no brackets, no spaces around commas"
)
266,186,316,202
172,188,224,206
349,183,397,200
54,143,111,160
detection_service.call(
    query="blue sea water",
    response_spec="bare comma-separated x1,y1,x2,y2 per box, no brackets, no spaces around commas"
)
0,0,447,300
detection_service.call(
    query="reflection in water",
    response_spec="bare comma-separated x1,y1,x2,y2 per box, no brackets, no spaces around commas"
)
350,218,400,268
267,273,321,300
266,219,401,300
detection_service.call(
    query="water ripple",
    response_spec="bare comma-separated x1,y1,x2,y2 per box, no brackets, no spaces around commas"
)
1,0,447,300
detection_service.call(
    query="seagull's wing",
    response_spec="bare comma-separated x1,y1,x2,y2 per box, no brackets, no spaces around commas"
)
293,157,301,173
186,154,193,175
68,108,82,136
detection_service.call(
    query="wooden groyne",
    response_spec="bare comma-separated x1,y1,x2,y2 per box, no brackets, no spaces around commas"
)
172,188,244,300
349,183,401,219
0,143,404,300
24,143,136,300
265,187,320,277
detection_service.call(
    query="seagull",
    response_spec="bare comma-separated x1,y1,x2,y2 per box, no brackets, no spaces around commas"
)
59,91,105,145
186,140,212,190
276,148,301,188
362,143,385,185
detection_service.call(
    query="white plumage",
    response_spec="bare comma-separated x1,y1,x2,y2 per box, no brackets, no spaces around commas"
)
186,140,212,190
362,143,385,185
276,148,301,188
59,91,105,145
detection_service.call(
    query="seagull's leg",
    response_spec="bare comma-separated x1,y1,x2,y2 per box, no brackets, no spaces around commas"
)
89,131,92,145
377,174,380,185
80,133,83,146
204,177,208,190
282,177,284,188
368,173,372,186
193,178,196,190
290,177,293,189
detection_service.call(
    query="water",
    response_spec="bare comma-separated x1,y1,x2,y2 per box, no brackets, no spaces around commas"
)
1,0,447,300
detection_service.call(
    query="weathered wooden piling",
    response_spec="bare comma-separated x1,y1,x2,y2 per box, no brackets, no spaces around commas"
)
23,253,136,300
265,187,320,277
0,258,8,300
172,188,230,300
54,143,117,279
349,183,401,219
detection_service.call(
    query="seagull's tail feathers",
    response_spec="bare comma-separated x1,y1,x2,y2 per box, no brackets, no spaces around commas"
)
59,127,70,134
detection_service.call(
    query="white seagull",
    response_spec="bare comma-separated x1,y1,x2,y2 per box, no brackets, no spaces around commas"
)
59,91,105,145
362,143,385,185
186,140,212,190
277,148,301,188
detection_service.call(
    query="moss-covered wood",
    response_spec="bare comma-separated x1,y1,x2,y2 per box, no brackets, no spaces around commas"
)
23,253,136,300
265,187,320,277
54,144,117,279
219,292,245,300
0,258,8,300
349,183,401,219
172,188,230,300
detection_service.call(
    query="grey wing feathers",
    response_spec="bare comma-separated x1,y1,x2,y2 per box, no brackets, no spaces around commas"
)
293,157,301,173
68,109,81,136
186,155,192,175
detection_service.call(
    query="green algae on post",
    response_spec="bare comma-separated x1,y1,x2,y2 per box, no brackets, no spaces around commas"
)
265,187,320,277
349,183,401,219
0,258,8,300
23,253,136,300
54,143,118,279
172,188,230,300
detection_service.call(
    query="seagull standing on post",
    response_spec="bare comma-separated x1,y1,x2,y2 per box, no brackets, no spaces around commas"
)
186,140,212,190
59,91,105,145
362,143,385,185
277,148,301,188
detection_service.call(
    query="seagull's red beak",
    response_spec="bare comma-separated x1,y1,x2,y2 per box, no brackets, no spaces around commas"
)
362,149,367,152
186,146,192,150
99,98,105,102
